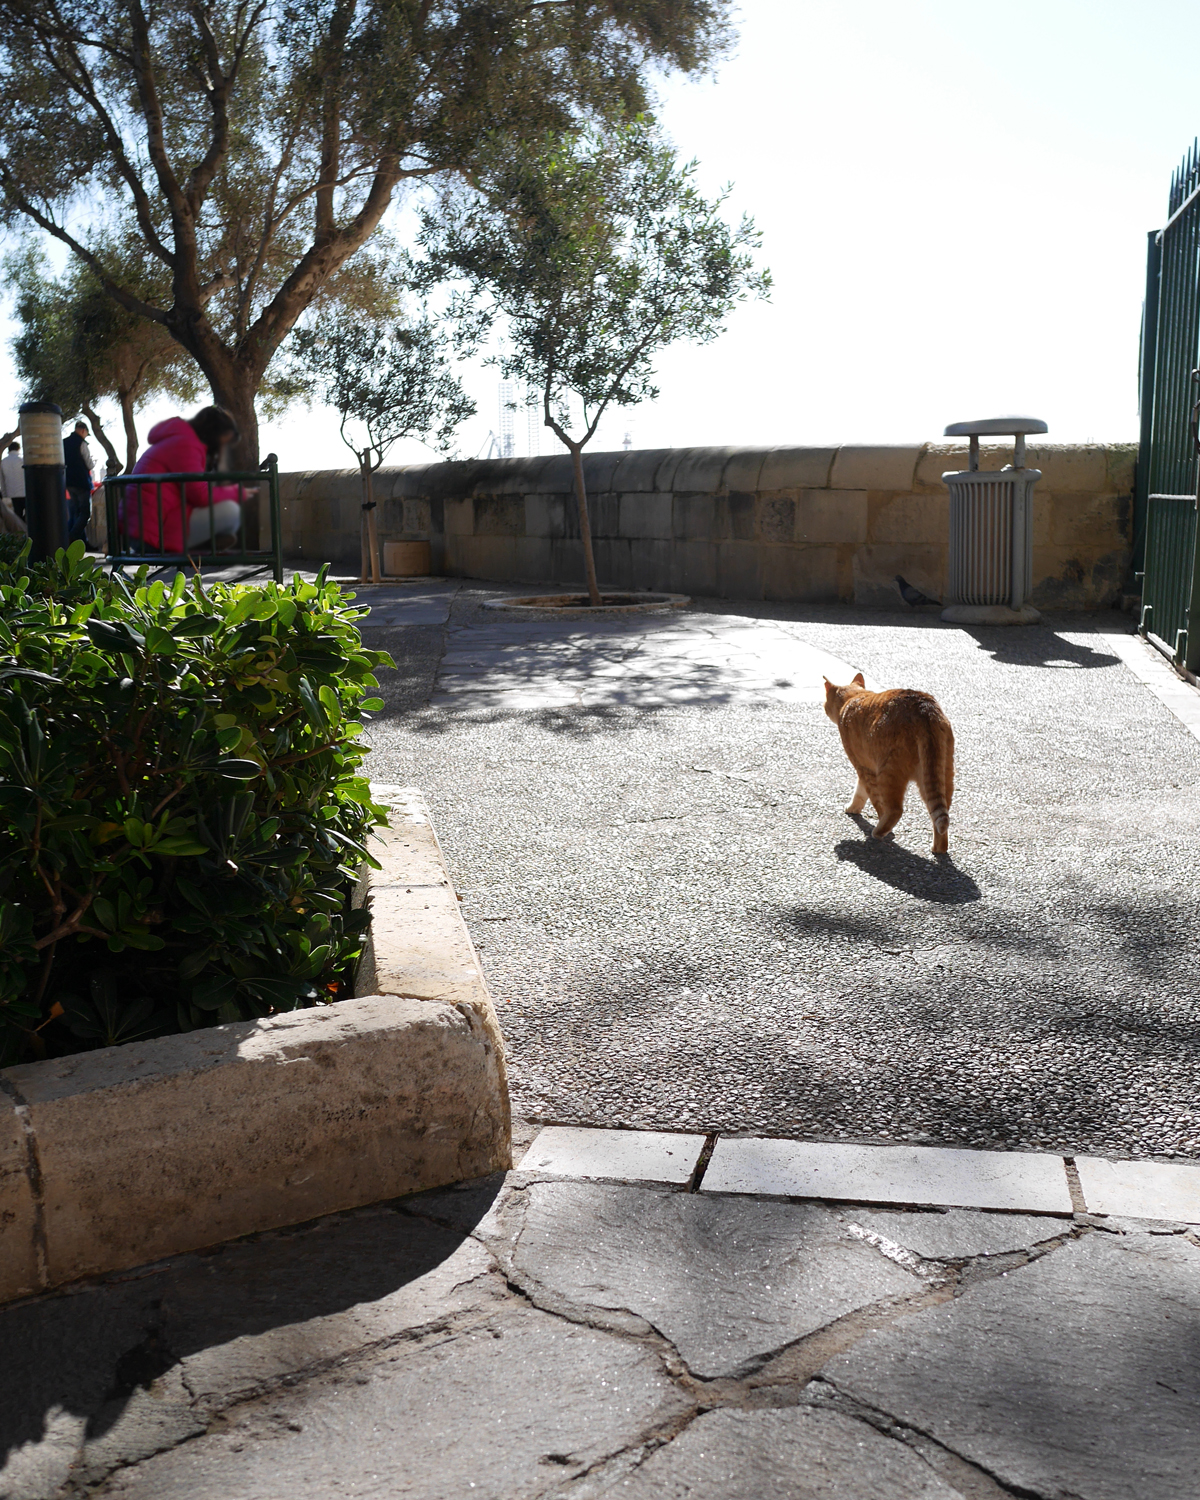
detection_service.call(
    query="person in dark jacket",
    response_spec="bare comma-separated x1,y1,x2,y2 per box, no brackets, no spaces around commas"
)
63,420,95,546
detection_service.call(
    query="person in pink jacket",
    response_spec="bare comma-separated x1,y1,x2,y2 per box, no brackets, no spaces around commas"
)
123,406,254,553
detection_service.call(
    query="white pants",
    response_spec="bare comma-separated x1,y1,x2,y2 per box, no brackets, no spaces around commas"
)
187,499,241,547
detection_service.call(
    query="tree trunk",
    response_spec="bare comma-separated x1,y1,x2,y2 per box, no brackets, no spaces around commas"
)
359,454,370,582
82,405,122,475
119,389,140,472
360,454,382,584
205,367,262,547
570,442,602,606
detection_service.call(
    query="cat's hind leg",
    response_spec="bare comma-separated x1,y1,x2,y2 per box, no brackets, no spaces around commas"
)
871,804,904,839
845,774,869,815
869,771,907,840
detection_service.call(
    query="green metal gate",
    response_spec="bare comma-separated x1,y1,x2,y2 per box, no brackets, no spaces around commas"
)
1139,142,1200,673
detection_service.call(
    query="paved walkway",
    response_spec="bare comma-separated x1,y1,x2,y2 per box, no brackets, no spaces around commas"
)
6,1127,1199,1499
363,584,1200,1162
6,585,1200,1500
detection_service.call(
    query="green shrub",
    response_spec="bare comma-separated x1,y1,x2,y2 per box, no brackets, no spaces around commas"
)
0,540,394,1066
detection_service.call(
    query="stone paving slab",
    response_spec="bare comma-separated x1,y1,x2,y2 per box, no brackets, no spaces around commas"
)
590,1406,965,1499
355,579,460,627
508,1181,918,1379
702,1137,1074,1213
521,1126,706,1184
100,1306,691,1500
0,1203,497,1499
5,1163,1198,1499
841,1206,1073,1260
1076,1153,1200,1224
824,1230,1200,1500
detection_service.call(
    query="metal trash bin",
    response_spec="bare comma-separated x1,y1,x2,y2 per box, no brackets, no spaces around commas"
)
940,416,1048,625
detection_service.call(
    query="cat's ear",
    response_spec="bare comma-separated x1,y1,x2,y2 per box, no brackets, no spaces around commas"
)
852,672,865,686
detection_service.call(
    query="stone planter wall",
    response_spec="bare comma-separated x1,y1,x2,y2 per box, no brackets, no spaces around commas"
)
279,442,1136,609
0,789,509,1304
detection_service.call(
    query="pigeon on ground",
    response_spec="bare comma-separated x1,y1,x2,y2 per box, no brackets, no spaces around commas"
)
895,575,940,607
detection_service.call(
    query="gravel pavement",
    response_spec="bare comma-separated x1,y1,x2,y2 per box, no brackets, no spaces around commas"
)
362,585,1200,1162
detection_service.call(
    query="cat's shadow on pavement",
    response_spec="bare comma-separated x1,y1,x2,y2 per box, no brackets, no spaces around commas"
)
836,817,981,904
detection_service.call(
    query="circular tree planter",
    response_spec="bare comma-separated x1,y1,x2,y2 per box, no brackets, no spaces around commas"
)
484,591,689,617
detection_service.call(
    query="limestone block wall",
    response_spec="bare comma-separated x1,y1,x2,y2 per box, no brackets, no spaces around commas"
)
279,443,1136,609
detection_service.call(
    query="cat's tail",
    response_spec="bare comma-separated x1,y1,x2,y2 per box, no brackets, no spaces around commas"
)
918,732,953,853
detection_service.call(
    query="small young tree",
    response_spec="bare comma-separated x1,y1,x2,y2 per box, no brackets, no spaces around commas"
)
292,308,474,582
423,119,770,604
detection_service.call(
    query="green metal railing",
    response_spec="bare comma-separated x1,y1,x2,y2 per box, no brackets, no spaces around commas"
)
104,452,283,584
1137,141,1200,672
1142,494,1200,667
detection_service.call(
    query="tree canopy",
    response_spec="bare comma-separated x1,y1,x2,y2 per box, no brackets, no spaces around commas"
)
293,305,474,472
0,0,731,464
423,117,769,602
8,247,201,471
293,297,473,580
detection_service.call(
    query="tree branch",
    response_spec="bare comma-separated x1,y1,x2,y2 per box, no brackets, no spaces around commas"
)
34,893,97,950
0,169,169,325
244,155,404,370
126,0,188,222
18,17,174,265
82,403,121,475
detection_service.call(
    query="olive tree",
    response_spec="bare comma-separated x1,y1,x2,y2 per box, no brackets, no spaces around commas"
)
8,247,201,472
423,118,770,604
0,0,730,467
292,306,473,581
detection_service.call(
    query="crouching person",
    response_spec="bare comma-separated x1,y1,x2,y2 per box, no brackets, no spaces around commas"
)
123,406,255,555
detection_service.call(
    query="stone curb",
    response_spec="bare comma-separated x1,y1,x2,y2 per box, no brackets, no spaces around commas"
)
0,790,510,1304
520,1127,1200,1225
1093,625,1200,746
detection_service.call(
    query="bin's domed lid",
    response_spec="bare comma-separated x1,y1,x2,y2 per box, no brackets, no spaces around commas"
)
944,416,1048,437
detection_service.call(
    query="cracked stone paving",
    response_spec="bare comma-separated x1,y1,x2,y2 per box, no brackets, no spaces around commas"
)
3,584,1200,1498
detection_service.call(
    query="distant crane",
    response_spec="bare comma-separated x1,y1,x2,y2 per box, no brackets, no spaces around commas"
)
498,380,516,458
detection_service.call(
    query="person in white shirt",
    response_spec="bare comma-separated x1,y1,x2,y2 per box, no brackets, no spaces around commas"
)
0,441,25,520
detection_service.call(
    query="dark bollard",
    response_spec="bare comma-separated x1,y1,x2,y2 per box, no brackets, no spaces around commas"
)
19,400,66,562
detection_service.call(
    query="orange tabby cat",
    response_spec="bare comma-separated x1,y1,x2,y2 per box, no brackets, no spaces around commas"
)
822,674,955,853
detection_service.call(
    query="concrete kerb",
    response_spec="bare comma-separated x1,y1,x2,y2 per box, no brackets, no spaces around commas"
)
0,788,511,1305
515,1125,1200,1227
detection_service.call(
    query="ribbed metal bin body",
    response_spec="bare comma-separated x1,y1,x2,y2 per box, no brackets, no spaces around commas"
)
944,467,1040,609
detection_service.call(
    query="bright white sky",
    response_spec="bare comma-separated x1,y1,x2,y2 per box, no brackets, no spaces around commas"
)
4,0,1200,467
